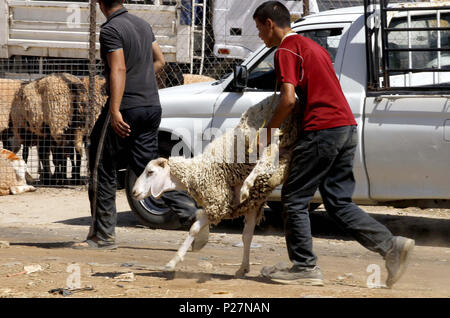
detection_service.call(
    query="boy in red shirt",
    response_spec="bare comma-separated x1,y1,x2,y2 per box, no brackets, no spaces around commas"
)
253,1,414,288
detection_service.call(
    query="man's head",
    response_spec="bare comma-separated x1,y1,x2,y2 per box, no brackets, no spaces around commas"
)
97,0,124,17
253,1,292,47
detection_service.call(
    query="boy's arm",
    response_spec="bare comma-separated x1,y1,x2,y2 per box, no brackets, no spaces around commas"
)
264,82,297,145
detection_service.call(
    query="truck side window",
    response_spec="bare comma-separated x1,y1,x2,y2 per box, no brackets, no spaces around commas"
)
388,14,450,71
246,28,343,91
247,49,276,91
300,28,343,64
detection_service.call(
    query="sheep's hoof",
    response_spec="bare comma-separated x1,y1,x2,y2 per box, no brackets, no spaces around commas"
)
240,176,255,203
163,261,176,272
239,188,249,203
235,266,250,278
240,181,252,202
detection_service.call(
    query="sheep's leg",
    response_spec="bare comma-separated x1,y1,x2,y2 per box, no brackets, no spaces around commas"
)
38,139,52,185
235,209,258,278
239,166,259,202
22,145,29,163
240,142,280,203
10,184,36,195
52,148,65,185
164,213,209,271
71,150,81,185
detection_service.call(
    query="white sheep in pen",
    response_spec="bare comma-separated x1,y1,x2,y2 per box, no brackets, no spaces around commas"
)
9,74,106,184
0,79,22,150
0,148,35,196
132,94,299,277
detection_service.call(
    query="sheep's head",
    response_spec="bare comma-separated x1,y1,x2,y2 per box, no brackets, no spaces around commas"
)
0,149,36,195
132,158,184,200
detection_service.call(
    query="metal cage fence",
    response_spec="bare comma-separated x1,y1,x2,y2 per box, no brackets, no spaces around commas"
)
0,0,426,188
364,0,450,91
0,58,105,186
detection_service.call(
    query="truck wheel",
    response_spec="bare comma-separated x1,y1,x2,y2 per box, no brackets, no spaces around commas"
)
125,168,181,230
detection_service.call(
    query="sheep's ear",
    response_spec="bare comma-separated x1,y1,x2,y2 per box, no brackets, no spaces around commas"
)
150,174,169,199
146,158,172,198
150,184,163,199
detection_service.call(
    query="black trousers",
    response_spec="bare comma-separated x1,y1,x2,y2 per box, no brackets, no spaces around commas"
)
88,104,197,242
281,125,394,267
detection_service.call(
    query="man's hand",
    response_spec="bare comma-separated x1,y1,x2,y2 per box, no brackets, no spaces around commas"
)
110,110,131,138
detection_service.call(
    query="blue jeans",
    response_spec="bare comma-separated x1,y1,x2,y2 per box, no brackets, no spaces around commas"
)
281,125,394,267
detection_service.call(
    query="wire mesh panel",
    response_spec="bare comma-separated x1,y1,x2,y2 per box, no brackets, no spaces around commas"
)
365,0,450,91
0,60,106,186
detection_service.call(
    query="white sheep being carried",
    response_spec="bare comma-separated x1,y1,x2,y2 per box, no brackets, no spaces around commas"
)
0,148,35,196
133,94,299,277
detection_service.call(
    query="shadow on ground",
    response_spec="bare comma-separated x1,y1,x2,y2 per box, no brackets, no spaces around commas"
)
56,207,450,248
57,211,141,228
9,242,75,249
134,270,271,285
257,208,450,248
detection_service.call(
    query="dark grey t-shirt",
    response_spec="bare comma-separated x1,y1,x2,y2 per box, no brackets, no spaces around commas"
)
100,7,160,109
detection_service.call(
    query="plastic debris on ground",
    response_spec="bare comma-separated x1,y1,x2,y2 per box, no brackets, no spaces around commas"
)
114,272,135,282
48,286,94,296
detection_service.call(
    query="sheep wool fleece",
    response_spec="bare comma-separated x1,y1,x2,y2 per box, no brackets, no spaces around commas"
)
0,79,22,133
10,73,106,150
168,94,298,225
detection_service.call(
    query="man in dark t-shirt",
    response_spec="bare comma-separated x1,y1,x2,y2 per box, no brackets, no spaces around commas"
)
73,0,204,250
99,6,160,109
253,1,414,288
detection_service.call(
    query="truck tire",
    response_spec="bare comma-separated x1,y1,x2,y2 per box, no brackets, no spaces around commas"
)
125,167,181,230
124,134,185,230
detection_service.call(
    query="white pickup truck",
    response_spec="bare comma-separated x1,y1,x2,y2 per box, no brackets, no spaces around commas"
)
126,1,450,229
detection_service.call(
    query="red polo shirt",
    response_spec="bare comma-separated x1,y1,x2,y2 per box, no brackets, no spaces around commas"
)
275,34,357,131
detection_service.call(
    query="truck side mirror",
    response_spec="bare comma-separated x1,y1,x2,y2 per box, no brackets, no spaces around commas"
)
233,65,248,90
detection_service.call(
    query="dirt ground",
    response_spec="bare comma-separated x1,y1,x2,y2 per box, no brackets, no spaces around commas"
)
0,187,449,298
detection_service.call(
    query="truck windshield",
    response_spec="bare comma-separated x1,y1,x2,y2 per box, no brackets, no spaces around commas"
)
300,28,344,64
247,49,277,91
246,28,344,91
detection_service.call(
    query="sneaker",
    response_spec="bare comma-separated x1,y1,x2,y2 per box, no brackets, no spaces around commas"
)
191,209,209,252
71,239,117,250
385,236,415,288
260,262,291,277
262,264,324,286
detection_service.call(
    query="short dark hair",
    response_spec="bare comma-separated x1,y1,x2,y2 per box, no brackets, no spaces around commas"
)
100,0,124,9
253,1,291,28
